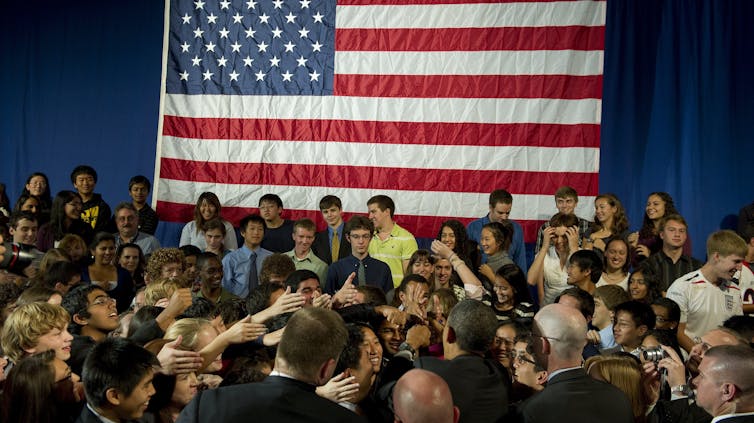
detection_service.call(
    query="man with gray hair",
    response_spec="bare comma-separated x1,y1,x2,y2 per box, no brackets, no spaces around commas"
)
113,202,160,255
521,303,633,423
393,369,459,423
692,345,754,422
178,307,365,422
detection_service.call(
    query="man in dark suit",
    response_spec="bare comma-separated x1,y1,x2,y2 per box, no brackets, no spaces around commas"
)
380,299,508,423
312,195,351,265
76,337,159,423
693,345,754,422
177,307,365,423
521,303,634,423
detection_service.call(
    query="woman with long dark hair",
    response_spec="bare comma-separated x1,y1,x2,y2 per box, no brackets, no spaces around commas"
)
179,191,237,251
36,191,94,252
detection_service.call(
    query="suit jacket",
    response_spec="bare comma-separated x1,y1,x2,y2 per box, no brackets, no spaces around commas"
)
75,404,155,423
521,368,633,423
415,355,508,423
176,375,366,423
313,228,351,265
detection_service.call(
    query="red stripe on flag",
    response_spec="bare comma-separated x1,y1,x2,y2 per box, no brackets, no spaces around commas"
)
336,26,604,52
334,74,602,99
159,158,598,196
162,116,601,148
156,201,547,241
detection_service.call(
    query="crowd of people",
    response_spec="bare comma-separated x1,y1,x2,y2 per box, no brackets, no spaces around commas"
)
0,166,752,423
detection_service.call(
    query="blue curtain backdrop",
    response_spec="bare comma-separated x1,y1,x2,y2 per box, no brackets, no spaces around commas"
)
1,1,752,258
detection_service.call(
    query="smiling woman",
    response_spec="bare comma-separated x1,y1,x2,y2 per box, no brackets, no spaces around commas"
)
81,232,134,313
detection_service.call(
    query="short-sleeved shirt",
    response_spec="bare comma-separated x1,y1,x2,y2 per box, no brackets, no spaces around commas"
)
368,223,418,288
285,249,328,285
643,250,703,293
221,245,272,298
666,270,743,341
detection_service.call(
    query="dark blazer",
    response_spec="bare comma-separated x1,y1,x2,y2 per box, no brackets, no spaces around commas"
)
521,368,633,423
313,227,351,265
415,355,508,423
75,404,156,423
715,416,754,423
176,375,366,423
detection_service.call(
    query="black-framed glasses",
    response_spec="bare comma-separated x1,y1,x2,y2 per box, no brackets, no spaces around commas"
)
510,350,537,366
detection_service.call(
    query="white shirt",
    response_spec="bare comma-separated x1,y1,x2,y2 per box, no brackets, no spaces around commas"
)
542,246,569,305
596,272,630,292
666,270,743,341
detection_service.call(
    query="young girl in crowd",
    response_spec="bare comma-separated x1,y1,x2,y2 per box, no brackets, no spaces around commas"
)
179,192,238,251
583,193,630,254
597,238,631,291
36,191,94,252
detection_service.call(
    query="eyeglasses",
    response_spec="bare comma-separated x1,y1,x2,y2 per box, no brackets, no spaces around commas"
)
510,350,537,366
91,296,116,307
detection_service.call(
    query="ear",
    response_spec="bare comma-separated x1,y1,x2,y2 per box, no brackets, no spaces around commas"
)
8,227,15,236
73,313,89,326
105,387,121,407
315,358,337,386
637,324,648,337
452,406,461,423
536,370,549,386
445,325,457,344
720,382,737,402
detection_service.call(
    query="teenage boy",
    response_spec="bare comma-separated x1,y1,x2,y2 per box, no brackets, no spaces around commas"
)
1,302,73,362
285,218,328,284
603,300,655,357
587,285,630,350
566,249,603,295
736,223,754,314
78,337,159,423
534,186,592,254
326,215,392,295
643,214,703,293
312,195,350,265
196,252,238,305
258,193,295,253
127,175,159,235
666,230,746,352
222,214,272,298
7,211,42,278
71,165,112,233
367,194,418,288
62,285,121,375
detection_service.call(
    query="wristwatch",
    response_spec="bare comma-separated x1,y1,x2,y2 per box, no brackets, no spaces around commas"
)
671,384,691,397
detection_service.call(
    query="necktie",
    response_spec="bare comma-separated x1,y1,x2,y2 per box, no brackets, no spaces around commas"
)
358,260,366,286
331,230,340,263
248,251,259,292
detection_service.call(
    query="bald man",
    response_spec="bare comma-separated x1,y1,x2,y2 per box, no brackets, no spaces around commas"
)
520,303,633,423
693,345,754,421
393,369,459,423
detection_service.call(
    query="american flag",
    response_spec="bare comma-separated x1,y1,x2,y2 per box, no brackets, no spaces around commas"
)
155,0,604,241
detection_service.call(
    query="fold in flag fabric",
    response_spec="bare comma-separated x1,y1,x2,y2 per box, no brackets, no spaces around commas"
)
155,0,604,241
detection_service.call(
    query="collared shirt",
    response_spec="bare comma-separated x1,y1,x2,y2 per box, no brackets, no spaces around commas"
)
327,224,344,249
368,223,418,288
86,403,118,423
222,244,272,298
547,366,582,382
711,412,754,422
467,214,528,276
114,230,161,256
598,324,617,349
325,254,392,295
666,270,743,342
285,249,328,284
644,250,703,292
